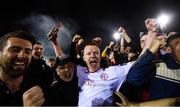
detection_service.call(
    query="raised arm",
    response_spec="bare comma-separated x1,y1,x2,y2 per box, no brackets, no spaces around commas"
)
102,41,114,58
140,18,158,55
126,18,167,85
118,26,131,43
47,22,64,57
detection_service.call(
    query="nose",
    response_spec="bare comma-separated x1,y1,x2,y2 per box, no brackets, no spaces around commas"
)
17,49,26,58
90,52,96,57
64,68,68,72
37,48,42,52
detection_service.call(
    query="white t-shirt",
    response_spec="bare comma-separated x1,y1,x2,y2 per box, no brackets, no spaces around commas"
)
77,62,133,107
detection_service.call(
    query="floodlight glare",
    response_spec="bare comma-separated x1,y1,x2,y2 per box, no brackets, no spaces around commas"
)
113,32,121,40
157,14,170,28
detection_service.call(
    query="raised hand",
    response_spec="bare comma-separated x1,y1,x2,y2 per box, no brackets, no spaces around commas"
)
168,32,177,38
108,41,115,48
115,91,131,107
72,34,83,42
118,27,126,34
23,86,45,106
118,27,131,43
141,18,159,54
149,34,167,54
92,37,102,46
145,18,159,32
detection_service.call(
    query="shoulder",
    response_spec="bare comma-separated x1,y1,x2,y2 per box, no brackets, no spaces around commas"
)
76,65,88,75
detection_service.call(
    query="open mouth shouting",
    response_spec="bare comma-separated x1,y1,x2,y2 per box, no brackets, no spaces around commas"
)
89,58,98,66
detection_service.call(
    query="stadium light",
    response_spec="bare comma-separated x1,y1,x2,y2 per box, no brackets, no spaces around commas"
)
157,14,171,28
113,32,121,41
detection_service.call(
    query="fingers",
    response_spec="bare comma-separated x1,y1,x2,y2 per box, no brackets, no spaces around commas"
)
77,38,84,45
110,41,115,45
145,18,158,32
116,102,123,106
115,91,129,107
156,35,167,48
168,32,177,38
23,86,45,106
34,97,45,106
115,91,127,103
118,27,122,32
74,34,82,38
92,37,102,46
93,37,102,41
72,34,82,42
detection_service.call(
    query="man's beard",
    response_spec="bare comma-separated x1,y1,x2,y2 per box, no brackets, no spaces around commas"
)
0,57,29,78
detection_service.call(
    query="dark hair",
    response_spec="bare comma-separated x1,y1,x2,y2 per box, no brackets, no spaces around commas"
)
55,56,73,68
34,41,42,45
0,30,36,51
48,58,56,62
166,33,180,47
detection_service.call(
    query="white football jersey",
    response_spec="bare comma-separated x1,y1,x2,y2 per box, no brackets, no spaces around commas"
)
77,62,133,107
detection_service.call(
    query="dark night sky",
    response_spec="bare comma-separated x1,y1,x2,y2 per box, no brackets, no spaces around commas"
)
0,0,180,57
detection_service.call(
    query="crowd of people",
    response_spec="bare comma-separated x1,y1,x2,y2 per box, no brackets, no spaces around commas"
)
0,18,179,106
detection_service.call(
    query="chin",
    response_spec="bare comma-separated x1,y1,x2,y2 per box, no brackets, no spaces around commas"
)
9,72,24,78
14,67,26,72
64,76,73,82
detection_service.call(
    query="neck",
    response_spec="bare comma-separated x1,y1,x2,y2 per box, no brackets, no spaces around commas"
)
88,66,100,73
0,69,23,93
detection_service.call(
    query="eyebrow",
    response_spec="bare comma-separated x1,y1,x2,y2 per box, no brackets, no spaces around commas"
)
9,46,32,51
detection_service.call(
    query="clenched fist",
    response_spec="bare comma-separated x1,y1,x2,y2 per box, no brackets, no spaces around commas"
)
23,86,45,106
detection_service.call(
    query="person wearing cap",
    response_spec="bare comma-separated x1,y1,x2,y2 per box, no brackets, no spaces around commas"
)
44,26,79,106
45,56,79,106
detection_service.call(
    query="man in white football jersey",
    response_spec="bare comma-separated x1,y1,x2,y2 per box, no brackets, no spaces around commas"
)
77,43,133,106
48,24,133,107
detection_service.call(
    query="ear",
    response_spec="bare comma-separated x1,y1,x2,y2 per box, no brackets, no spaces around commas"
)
83,55,86,62
166,47,172,54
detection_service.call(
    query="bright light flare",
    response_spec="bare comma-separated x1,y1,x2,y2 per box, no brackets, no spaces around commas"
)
157,14,170,28
113,32,121,40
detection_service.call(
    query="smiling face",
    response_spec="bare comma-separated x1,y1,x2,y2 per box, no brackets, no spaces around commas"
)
32,44,43,59
0,37,32,78
83,45,101,72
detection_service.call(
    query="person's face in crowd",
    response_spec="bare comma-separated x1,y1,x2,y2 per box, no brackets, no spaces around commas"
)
83,45,101,72
47,59,56,68
169,38,180,64
56,62,75,82
0,37,32,78
140,35,147,49
128,52,136,61
32,44,43,59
